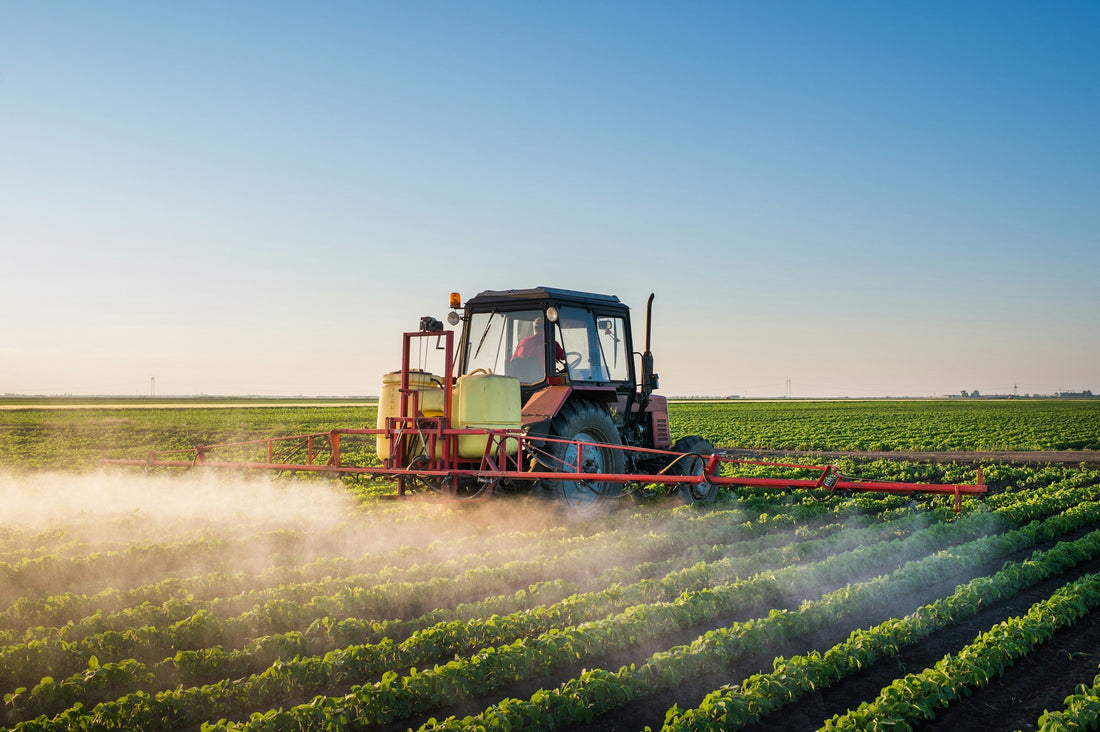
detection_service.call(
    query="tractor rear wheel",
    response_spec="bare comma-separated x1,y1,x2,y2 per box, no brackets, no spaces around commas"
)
541,400,626,519
668,435,719,504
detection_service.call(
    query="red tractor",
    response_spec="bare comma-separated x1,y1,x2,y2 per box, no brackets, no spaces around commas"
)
435,287,716,516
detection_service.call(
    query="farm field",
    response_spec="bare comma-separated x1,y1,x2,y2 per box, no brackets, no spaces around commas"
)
1,400,1100,730
2,399,1099,473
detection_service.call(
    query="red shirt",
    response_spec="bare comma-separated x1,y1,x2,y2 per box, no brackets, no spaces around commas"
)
513,334,564,360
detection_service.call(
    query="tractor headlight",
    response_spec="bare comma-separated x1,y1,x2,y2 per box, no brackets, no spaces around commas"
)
545,306,559,323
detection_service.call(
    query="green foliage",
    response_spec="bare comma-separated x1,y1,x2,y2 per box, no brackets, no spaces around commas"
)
1,402,1098,730
2,399,1098,473
671,399,1100,451
0,405,379,472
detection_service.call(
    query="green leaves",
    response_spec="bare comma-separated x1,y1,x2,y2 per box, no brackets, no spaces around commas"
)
2,447,1099,732
670,400,1100,453
666,507,1100,730
827,572,1100,730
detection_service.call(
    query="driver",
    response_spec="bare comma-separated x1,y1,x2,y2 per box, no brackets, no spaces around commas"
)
513,318,565,362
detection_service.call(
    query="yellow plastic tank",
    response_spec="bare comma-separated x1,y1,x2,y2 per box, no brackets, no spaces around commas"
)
453,373,521,459
375,370,445,457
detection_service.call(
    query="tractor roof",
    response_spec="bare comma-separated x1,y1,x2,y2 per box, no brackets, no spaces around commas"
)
467,287,625,310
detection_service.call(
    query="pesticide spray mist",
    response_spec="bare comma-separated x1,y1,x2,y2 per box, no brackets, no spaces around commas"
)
0,469,644,609
0,470,362,538
0,468,808,644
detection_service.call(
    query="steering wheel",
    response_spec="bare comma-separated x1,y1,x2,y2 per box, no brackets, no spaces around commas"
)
467,367,493,375
565,352,583,370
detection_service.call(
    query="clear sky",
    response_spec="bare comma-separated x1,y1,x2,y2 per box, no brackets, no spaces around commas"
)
2,2,1097,398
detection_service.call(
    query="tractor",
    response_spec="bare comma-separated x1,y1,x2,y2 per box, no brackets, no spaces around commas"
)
433,287,716,516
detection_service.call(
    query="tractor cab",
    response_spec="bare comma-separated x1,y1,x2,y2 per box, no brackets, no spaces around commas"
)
454,288,636,404
445,287,675,515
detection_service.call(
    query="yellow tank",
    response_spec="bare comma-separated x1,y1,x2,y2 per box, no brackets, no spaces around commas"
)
376,370,520,461
453,373,521,459
375,370,445,457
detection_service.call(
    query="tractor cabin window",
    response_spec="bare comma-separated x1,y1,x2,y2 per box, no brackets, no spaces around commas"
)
596,315,630,382
465,309,548,383
556,308,630,383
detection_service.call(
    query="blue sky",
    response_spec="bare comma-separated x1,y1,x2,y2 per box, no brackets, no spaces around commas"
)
1,2,1097,397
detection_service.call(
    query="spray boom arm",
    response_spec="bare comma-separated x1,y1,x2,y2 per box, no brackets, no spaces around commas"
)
101,325,988,513
103,425,987,512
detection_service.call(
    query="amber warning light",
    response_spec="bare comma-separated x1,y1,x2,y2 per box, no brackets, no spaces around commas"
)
449,292,462,308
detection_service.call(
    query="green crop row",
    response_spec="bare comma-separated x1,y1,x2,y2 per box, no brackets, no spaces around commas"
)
416,493,1100,732
664,501,1100,729
2,447,1096,731
3,507,915,723
5,465,1085,725
194,506,1027,731
823,571,1100,729
1037,671,1100,731
0,507,807,697
0,504,756,640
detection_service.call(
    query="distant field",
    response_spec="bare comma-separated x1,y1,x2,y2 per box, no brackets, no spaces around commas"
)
0,404,379,472
673,399,1100,452
0,397,376,409
0,399,1097,472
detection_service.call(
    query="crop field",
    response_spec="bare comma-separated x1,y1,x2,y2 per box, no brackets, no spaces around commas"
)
2,399,1100,731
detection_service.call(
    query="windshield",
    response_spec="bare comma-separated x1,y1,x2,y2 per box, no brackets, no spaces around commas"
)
463,309,548,383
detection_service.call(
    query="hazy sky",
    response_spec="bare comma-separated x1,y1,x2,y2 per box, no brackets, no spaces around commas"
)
2,2,1097,397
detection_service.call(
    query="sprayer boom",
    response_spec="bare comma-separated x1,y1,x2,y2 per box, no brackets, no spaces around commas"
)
102,428,986,511
102,289,989,514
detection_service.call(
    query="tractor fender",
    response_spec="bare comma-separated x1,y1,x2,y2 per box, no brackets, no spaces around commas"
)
520,385,619,433
521,385,572,432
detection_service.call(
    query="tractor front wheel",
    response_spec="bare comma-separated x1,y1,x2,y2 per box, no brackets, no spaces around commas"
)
541,401,626,519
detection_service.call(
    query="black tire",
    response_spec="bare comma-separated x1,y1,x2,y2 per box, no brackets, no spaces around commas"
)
540,401,626,519
667,435,719,504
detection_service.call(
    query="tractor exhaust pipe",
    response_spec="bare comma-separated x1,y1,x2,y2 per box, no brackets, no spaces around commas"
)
639,293,657,412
